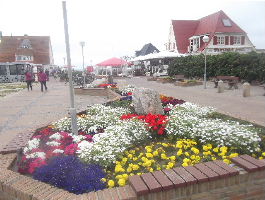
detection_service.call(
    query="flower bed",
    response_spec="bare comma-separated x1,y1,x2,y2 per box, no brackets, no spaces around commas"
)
174,80,203,87
16,85,265,194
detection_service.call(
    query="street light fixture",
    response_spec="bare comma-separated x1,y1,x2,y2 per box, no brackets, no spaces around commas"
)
202,35,209,89
80,41,86,87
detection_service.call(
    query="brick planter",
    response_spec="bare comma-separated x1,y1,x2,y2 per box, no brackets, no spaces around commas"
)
156,78,175,84
74,88,121,100
175,81,203,87
1,147,265,200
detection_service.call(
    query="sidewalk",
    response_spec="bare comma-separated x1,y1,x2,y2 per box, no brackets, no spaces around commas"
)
0,78,107,150
117,77,265,126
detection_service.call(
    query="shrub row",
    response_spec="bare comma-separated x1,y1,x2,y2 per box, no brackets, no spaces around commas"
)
168,51,265,82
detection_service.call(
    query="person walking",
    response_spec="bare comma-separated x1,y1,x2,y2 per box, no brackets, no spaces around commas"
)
25,71,33,91
38,70,48,92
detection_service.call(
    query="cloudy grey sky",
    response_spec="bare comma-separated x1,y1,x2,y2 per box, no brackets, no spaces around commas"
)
0,0,264,68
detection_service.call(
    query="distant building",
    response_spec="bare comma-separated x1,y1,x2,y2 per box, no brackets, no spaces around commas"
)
135,43,160,57
166,10,255,55
0,34,54,65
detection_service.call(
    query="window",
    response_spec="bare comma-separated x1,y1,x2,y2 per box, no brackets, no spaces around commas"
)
217,36,225,45
16,65,25,75
0,66,7,75
9,65,17,75
16,55,33,61
222,19,232,27
233,36,241,45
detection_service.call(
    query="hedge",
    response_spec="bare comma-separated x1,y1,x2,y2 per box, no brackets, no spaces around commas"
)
168,51,265,82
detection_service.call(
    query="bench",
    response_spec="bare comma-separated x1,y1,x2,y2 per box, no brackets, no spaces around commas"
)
175,74,185,81
214,76,239,89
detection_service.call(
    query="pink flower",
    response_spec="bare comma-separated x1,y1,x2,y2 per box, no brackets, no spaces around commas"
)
64,144,79,155
28,158,47,174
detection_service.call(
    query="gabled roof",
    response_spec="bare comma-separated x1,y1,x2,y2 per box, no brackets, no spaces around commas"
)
135,43,160,57
0,36,52,64
172,20,199,54
172,10,246,53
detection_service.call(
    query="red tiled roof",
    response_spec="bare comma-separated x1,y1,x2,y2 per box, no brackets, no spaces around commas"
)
172,20,199,54
0,36,52,64
172,10,246,53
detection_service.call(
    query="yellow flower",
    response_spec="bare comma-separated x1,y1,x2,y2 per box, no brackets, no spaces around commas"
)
223,159,230,164
190,155,196,160
115,175,123,179
145,146,152,153
207,144,212,149
167,162,174,169
182,162,188,167
137,172,142,175
146,153,153,158
132,164,139,170
148,168,154,172
108,180,115,188
133,157,138,161
170,156,176,161
118,178,126,187
203,145,209,151
177,149,183,156
122,157,128,163
176,141,183,149
259,157,264,160
101,178,106,182
129,150,136,154
161,153,168,159
220,146,228,153
211,157,217,160
262,152,265,156
122,174,129,180
115,165,125,173
153,151,159,156
127,154,133,159
185,152,190,157
229,153,238,158
141,157,147,162
191,147,199,154
162,143,169,147
213,147,219,153
127,167,132,173
156,166,161,170
183,158,190,163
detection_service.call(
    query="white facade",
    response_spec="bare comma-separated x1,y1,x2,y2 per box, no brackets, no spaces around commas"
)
165,24,177,52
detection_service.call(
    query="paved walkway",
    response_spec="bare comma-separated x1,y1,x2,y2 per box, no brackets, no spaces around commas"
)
117,77,265,126
0,78,108,150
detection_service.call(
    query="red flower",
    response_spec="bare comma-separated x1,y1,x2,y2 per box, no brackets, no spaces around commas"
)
121,113,168,135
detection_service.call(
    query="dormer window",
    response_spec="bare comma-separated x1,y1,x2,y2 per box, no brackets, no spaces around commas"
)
19,39,32,49
222,19,232,27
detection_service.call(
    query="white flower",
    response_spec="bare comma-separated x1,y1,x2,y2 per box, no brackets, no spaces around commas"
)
23,138,40,154
46,141,60,146
26,152,46,159
53,149,64,154
49,132,62,140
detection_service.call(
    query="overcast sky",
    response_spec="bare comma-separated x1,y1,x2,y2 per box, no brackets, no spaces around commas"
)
0,0,264,68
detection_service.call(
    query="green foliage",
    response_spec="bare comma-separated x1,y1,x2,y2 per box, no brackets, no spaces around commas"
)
168,52,265,82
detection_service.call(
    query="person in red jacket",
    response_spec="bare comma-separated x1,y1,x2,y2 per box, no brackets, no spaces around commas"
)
38,70,48,92
25,71,33,91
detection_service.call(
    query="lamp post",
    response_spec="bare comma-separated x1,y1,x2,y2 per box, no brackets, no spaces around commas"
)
80,41,85,87
62,1,78,135
202,35,209,89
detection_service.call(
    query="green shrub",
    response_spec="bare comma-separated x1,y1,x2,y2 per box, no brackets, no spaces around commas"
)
168,52,265,82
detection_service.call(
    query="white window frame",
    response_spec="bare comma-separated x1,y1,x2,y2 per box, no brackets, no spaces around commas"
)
16,55,33,61
217,36,225,45
233,36,241,45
